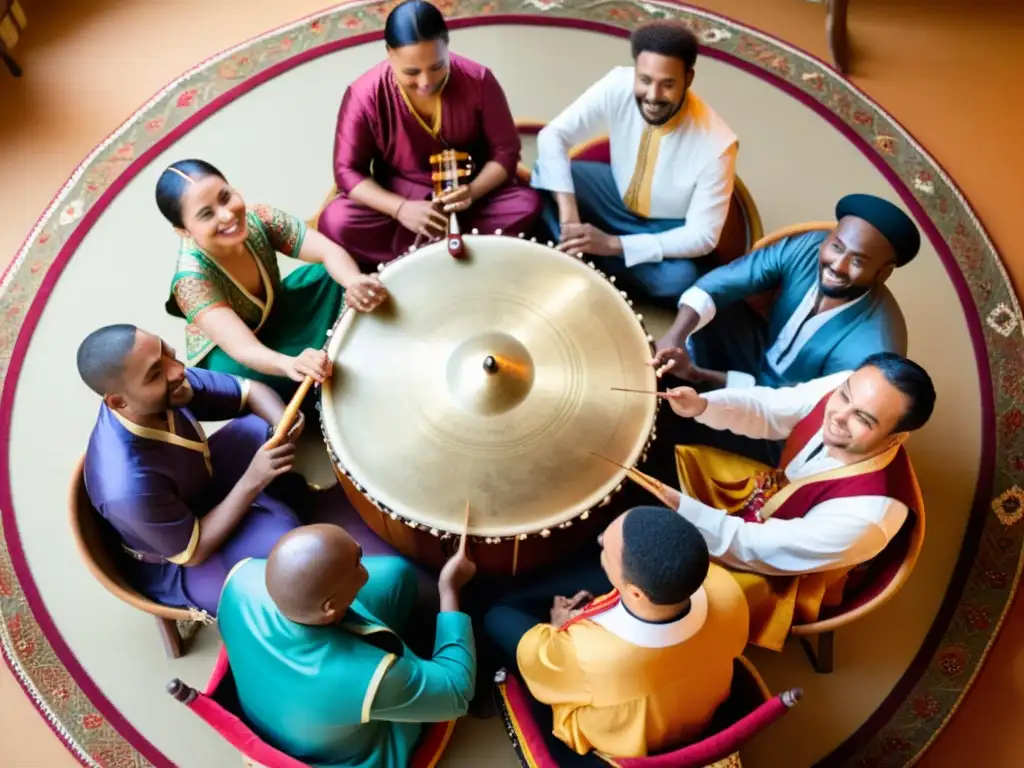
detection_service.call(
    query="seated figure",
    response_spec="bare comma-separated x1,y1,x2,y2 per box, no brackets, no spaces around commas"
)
532,22,738,303
647,192,921,467
159,159,387,402
79,324,302,616
318,0,541,268
658,352,935,651
218,524,477,767
483,507,749,760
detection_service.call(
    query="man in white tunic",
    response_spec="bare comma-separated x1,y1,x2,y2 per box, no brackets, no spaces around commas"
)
652,352,934,650
532,21,738,303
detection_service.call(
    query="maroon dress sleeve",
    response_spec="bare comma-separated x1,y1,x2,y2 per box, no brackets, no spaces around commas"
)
478,69,522,178
333,86,379,194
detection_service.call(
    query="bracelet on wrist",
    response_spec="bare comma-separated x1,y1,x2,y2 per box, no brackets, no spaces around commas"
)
393,200,406,219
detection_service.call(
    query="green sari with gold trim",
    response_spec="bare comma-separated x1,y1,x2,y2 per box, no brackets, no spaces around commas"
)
166,205,345,400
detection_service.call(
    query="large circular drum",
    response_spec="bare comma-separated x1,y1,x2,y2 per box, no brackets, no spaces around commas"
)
320,233,658,575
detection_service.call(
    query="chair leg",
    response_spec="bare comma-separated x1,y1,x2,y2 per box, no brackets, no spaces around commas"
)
156,617,184,659
0,46,22,77
826,0,851,75
798,631,835,674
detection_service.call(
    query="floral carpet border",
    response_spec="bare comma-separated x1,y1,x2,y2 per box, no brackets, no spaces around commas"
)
0,2,1019,767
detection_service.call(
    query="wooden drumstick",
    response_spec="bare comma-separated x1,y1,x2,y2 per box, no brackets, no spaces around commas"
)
588,451,673,505
610,386,670,398
460,500,471,553
266,376,314,448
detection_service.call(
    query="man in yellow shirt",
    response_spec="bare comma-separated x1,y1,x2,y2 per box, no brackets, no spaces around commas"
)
483,506,749,759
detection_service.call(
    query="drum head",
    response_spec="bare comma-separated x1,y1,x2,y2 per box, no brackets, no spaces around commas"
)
321,236,657,538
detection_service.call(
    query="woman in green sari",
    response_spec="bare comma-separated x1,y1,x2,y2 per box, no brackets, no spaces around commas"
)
157,159,388,401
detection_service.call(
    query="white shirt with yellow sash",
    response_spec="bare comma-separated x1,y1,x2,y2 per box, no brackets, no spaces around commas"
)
533,66,738,267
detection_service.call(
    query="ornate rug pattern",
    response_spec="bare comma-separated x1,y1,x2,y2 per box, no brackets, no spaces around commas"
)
0,2,1020,767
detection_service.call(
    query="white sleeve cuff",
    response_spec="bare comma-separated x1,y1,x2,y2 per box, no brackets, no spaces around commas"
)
532,131,575,194
725,370,757,389
677,286,717,333
620,233,663,267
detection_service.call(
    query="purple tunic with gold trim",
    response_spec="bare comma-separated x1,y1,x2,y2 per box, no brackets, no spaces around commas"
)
82,368,301,615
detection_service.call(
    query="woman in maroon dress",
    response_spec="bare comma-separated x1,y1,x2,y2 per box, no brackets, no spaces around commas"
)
318,0,541,268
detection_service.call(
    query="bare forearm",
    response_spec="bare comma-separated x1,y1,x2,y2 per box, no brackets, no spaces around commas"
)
469,161,508,201
222,341,290,379
554,192,580,224
245,381,286,428
439,587,460,614
185,478,261,566
665,305,701,347
348,178,406,218
302,229,363,287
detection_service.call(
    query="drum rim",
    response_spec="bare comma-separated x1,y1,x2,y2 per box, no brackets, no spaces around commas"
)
317,230,660,543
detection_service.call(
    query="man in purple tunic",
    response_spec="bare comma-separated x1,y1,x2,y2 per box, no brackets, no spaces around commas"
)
78,324,303,617
318,0,541,268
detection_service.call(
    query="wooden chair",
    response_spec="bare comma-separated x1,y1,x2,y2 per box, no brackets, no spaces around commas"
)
69,456,206,659
0,1,26,77
515,123,763,267
167,647,457,768
791,509,925,673
495,655,800,768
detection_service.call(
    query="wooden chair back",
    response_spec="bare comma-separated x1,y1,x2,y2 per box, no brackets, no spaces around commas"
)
791,509,926,637
68,456,194,623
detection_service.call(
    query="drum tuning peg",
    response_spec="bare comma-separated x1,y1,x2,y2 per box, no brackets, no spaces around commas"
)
627,299,634,307
615,483,624,492
429,528,440,537
641,452,649,463
495,228,503,236
471,228,480,235
540,529,551,538
609,275,616,283
377,262,385,272
530,236,538,243
561,521,573,528
325,328,332,337
646,334,654,343
405,520,418,529
547,240,554,247
587,262,596,269
517,533,528,540
517,232,525,238
619,290,628,298
635,313,643,322
583,509,593,518
494,669,508,684
389,512,400,520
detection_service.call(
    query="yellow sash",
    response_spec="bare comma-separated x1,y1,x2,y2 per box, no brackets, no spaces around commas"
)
675,445,850,651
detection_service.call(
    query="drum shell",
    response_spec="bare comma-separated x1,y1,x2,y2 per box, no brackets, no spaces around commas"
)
333,466,624,576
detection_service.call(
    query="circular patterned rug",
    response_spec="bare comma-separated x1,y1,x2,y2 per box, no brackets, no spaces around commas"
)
1,2,1020,767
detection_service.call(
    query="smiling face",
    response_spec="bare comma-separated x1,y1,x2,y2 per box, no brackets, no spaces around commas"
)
387,39,450,97
822,366,909,456
175,174,248,252
105,330,190,418
633,51,692,126
818,216,897,300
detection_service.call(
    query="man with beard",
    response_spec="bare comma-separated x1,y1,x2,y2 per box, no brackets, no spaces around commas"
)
653,353,934,650
78,324,303,616
646,193,920,467
532,21,737,302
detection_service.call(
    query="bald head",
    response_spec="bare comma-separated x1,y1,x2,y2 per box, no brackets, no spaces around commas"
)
77,324,139,396
266,524,368,625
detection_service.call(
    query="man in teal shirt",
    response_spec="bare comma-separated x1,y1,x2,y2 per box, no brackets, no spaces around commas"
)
646,193,921,468
218,523,477,767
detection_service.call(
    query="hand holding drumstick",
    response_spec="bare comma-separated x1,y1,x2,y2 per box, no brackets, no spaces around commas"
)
439,501,477,612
